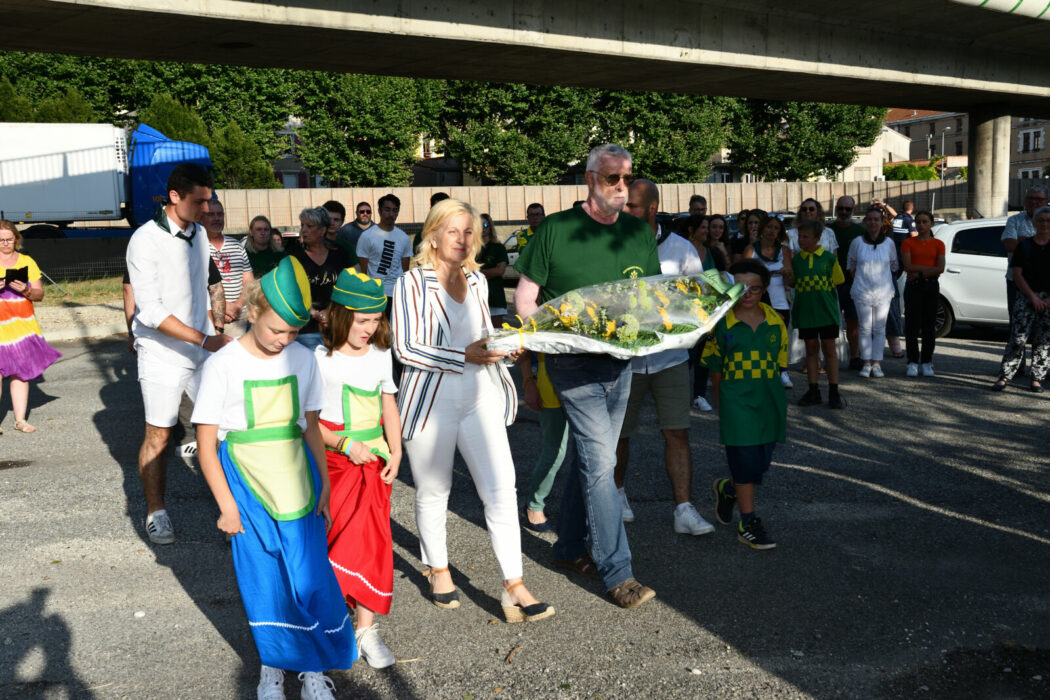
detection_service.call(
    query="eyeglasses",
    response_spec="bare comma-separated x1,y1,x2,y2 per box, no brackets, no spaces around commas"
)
835,206,853,212
0,238,16,244
588,171,635,186
742,285,764,296
357,209,371,214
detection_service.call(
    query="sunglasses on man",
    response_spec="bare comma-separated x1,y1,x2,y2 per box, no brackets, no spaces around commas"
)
588,171,635,187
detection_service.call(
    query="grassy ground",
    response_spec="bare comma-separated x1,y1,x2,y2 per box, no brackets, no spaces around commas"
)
37,275,124,307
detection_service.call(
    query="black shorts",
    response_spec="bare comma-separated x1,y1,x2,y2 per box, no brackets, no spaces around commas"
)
798,324,839,340
726,443,776,485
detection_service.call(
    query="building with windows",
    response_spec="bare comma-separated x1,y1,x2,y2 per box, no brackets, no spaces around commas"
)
886,109,1050,180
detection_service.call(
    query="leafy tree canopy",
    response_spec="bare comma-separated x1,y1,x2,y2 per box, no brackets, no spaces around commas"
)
727,101,886,181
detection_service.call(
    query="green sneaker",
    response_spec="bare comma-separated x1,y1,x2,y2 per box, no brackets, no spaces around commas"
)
737,517,776,550
712,479,737,525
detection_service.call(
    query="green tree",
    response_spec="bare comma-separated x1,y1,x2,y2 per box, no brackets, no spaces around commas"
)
727,101,886,181
883,161,938,180
211,120,278,189
295,73,422,187
593,91,732,183
33,87,96,123
0,75,32,121
440,81,595,185
138,92,213,150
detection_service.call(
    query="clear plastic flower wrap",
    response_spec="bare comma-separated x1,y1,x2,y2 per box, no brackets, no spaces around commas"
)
488,270,744,359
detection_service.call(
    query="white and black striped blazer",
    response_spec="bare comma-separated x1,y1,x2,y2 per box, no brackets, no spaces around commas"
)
391,267,517,440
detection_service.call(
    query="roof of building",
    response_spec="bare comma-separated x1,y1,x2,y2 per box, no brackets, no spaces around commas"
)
885,108,956,124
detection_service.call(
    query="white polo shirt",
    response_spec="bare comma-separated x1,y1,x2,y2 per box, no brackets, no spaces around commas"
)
126,211,213,370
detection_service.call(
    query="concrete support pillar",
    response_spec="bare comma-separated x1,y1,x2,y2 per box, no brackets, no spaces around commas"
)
967,106,1011,219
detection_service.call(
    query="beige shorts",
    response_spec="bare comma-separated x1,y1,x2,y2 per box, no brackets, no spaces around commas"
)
137,346,200,428
620,361,691,437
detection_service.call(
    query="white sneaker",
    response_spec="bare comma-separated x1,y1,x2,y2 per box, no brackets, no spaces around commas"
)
298,672,335,700
871,363,884,378
673,503,715,536
258,665,285,700
780,371,793,388
921,363,935,377
858,363,872,378
179,442,198,457
619,488,635,523
906,363,919,377
691,396,713,412
355,624,395,669
145,509,175,545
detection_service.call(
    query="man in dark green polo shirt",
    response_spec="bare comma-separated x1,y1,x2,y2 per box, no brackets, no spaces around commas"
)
515,144,660,610
830,196,865,368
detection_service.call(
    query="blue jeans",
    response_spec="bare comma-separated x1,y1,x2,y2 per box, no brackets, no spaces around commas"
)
295,332,324,351
544,354,634,590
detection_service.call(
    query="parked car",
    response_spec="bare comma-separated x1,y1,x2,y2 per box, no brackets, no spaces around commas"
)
502,229,523,284
930,217,1010,337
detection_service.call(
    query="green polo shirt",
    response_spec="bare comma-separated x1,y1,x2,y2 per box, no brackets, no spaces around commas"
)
701,303,788,446
791,246,844,329
831,221,865,269
514,206,660,303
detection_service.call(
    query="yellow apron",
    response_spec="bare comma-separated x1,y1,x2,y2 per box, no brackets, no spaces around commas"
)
226,376,315,521
326,383,390,463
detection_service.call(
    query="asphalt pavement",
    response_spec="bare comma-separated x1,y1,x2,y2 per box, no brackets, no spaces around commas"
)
1,329,1049,699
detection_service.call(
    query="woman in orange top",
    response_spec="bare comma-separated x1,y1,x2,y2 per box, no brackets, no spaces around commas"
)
900,211,946,376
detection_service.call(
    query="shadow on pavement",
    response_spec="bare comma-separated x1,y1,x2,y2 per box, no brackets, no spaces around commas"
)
0,588,93,699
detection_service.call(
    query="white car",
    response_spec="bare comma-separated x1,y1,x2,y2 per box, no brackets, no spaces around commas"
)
931,217,1009,337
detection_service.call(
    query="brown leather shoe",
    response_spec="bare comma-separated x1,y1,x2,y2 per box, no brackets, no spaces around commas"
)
607,578,655,609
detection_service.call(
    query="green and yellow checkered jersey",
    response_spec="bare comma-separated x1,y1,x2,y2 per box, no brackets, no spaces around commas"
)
724,350,778,380
791,246,845,330
701,303,788,446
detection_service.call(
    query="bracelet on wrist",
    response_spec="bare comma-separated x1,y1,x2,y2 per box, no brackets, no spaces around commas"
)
200,334,209,347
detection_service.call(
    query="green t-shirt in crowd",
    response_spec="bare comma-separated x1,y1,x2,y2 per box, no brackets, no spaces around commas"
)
791,246,844,329
514,206,660,303
830,221,865,269
701,303,788,446
478,240,510,310
246,247,284,278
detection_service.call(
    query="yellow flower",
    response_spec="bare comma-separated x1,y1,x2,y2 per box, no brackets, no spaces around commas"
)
604,320,616,338
654,289,670,306
657,306,672,331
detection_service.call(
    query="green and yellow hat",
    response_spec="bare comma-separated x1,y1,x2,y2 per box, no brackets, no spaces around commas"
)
260,256,312,326
330,268,387,312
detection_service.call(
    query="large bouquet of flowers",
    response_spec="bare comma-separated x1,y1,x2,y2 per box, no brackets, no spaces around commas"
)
488,270,744,359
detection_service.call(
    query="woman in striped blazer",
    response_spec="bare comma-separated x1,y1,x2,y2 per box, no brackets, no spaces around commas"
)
392,199,554,624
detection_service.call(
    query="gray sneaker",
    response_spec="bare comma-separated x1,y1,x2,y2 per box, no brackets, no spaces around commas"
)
145,509,175,545
257,665,285,700
355,624,395,668
673,503,715,536
298,672,335,700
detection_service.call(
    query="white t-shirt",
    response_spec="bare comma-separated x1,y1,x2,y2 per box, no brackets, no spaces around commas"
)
192,340,323,440
314,344,397,424
847,236,899,304
356,226,412,296
441,287,487,400
787,226,838,256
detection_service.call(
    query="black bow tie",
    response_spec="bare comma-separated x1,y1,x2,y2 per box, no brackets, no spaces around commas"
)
174,226,196,246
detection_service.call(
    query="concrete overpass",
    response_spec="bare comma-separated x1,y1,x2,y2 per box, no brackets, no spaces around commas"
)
4,0,1049,216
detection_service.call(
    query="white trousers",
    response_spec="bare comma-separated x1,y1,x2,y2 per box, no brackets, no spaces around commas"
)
403,372,523,580
855,296,892,362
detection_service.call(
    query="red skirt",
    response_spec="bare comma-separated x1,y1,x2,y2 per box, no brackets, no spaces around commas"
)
321,419,394,615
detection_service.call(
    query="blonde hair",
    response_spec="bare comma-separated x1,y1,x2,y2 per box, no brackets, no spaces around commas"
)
0,220,22,251
411,198,482,273
243,279,271,316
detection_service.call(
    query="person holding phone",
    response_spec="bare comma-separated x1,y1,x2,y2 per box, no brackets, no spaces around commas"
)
0,219,62,435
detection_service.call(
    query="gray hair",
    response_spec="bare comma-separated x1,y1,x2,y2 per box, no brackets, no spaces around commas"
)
586,144,632,173
1027,185,1049,198
299,206,331,229
1032,205,1050,219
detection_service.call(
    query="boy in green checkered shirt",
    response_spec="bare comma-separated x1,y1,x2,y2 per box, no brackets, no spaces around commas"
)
702,259,787,550
792,219,847,409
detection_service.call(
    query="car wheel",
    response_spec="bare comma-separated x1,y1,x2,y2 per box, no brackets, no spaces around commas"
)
935,296,954,338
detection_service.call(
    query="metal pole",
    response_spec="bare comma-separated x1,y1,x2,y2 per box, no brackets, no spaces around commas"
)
39,269,70,296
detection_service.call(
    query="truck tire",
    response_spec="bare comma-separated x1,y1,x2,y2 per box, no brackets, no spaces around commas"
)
935,296,954,338
21,224,66,239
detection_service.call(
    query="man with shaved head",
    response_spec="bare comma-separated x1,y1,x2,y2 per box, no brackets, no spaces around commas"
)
617,178,715,537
